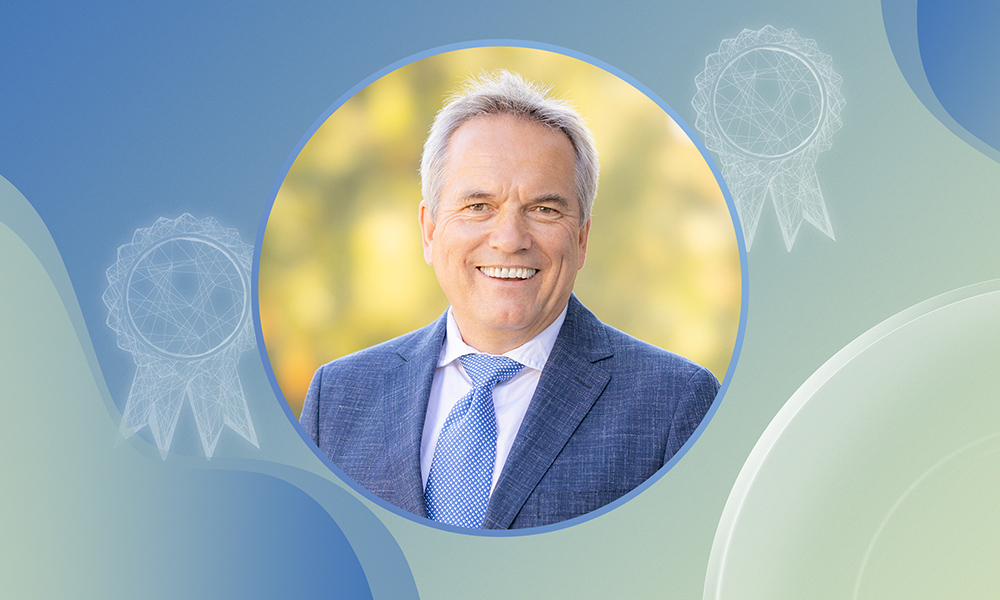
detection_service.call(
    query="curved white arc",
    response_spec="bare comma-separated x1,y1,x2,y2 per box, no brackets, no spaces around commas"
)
704,278,1000,600
849,432,1000,599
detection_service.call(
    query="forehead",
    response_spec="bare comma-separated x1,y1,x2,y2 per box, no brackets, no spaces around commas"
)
443,114,577,185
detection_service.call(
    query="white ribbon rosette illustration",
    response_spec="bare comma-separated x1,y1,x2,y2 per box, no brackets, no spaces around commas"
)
693,25,844,250
104,214,258,458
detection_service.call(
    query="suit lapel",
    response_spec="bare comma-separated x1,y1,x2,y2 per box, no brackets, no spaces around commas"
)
483,296,612,529
380,313,447,519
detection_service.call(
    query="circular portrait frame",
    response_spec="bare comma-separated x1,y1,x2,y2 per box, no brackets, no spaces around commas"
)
254,40,748,535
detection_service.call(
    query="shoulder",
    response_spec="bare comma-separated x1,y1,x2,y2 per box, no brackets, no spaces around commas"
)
312,316,444,385
305,313,444,410
314,330,413,380
301,315,446,443
565,295,719,392
546,297,720,477
605,324,716,383
584,312,720,460
598,322,720,401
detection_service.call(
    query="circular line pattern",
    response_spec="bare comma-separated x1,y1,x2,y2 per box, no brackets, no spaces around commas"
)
125,236,248,360
712,47,825,159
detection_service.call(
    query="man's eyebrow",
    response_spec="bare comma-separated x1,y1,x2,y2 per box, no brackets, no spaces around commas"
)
459,189,493,201
533,194,571,207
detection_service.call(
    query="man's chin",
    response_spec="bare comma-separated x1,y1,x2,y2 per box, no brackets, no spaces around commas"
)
474,307,555,339
476,310,534,331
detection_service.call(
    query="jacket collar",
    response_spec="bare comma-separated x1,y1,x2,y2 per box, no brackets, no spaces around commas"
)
380,310,448,518
483,294,613,528
381,295,613,527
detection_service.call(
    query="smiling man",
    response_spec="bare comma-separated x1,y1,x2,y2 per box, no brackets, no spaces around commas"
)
301,71,720,529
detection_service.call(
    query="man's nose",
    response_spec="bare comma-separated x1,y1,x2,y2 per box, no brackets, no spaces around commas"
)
488,208,531,253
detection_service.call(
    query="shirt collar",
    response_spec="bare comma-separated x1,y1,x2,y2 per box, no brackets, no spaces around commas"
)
438,303,569,372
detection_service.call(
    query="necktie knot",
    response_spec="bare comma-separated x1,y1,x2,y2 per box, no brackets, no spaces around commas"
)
459,354,524,390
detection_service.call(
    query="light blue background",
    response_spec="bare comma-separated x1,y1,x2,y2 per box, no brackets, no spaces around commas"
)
2,0,998,597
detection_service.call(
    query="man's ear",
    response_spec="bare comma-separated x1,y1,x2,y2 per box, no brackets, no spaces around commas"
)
577,217,591,270
419,202,435,265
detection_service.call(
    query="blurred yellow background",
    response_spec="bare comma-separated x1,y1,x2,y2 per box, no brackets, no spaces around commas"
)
259,46,742,416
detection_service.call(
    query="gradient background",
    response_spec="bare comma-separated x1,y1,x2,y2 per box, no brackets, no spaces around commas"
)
2,0,998,598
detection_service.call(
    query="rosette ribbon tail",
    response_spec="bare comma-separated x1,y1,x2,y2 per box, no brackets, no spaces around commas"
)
724,154,835,252
722,157,770,250
769,154,835,251
187,353,259,458
120,365,189,460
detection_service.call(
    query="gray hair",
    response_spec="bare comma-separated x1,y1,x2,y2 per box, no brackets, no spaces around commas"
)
420,70,599,225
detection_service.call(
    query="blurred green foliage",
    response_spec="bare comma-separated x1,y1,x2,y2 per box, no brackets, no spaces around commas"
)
259,47,742,416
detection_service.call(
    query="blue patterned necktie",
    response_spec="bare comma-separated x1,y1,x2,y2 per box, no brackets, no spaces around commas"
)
424,353,524,528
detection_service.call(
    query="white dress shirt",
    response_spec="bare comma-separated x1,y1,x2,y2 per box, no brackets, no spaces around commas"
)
420,304,568,494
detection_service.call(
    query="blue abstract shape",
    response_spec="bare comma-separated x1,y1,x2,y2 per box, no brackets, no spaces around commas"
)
126,470,375,599
254,465,420,599
882,0,1000,162
918,0,1000,155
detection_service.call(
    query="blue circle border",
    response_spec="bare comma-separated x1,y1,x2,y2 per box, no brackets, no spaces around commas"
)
252,38,749,537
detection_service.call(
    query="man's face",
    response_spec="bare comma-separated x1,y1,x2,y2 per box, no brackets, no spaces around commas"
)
420,114,590,352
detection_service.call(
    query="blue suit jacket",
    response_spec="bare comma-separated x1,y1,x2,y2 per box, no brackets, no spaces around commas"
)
301,295,719,529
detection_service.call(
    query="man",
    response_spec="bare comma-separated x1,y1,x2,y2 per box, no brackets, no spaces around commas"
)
301,70,719,529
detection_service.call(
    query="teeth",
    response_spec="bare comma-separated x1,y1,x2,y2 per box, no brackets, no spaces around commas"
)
479,266,537,280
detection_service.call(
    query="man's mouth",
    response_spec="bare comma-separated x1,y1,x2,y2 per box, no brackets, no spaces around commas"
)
478,266,538,280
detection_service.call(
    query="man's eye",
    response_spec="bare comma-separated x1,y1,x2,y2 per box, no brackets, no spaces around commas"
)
468,203,488,211
535,206,556,214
